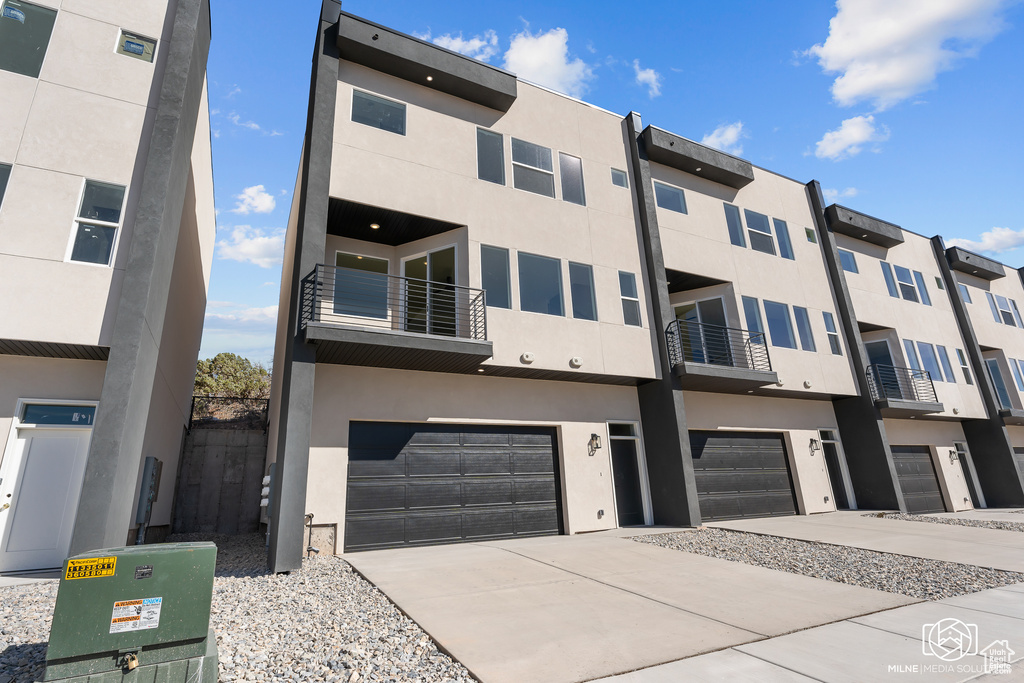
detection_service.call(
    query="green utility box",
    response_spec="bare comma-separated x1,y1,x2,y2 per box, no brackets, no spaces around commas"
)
44,542,219,682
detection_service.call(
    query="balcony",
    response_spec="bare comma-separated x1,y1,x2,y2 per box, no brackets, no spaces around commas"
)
666,319,779,392
866,364,943,417
301,265,493,373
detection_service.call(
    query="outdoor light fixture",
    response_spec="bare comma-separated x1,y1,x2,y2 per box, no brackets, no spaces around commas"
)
809,437,821,455
370,223,380,230
949,449,958,465
426,75,433,81
588,433,602,456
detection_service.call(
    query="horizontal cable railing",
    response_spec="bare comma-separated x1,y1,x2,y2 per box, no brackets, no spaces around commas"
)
301,264,487,341
666,319,772,372
866,364,938,403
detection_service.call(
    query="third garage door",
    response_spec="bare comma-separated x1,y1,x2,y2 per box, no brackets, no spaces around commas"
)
891,445,945,514
345,422,562,552
689,431,798,521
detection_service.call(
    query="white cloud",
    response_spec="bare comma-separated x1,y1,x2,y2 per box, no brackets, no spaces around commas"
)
947,227,1024,255
429,30,499,62
701,122,746,156
216,226,285,268
231,185,276,215
503,28,594,98
814,115,889,160
205,305,278,325
226,85,241,99
228,113,260,131
822,187,859,203
632,60,662,98
806,0,1009,110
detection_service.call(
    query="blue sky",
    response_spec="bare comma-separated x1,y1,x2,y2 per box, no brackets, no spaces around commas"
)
199,0,1024,365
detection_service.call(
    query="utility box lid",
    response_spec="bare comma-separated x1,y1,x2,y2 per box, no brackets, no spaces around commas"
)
46,542,217,664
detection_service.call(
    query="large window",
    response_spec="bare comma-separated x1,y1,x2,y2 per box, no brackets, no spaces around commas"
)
511,138,554,198
743,210,775,256
654,181,686,214
477,128,504,185
69,180,126,266
986,292,1022,327
793,306,816,352
0,0,57,78
518,252,563,315
334,253,389,319
987,359,1013,410
480,245,510,309
0,163,10,208
916,342,943,383
763,300,796,349
882,262,930,305
559,153,585,206
568,262,597,321
823,312,842,355
352,90,405,135
893,265,919,303
838,248,858,273
619,272,641,326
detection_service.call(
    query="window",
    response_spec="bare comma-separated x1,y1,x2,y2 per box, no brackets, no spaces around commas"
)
934,276,944,291
518,252,563,315
880,262,899,297
69,180,126,265
1011,358,1024,392
763,300,796,349
334,253,389,319
22,404,96,425
912,271,932,305
744,210,775,256
724,203,745,247
619,272,641,326
654,181,686,213
1016,359,1024,390
917,342,943,383
987,359,1013,410
959,283,972,303
0,162,10,207
511,138,554,198
559,152,585,206
987,292,1018,327
611,168,629,188
477,129,504,185
793,306,816,351
903,339,921,371
742,296,766,344
838,248,858,273
937,345,956,383
893,265,919,303
480,245,510,309
568,262,597,321
805,227,817,244
1012,300,1024,327
774,218,794,260
0,0,57,78
116,30,156,63
823,312,842,355
352,90,405,135
956,348,973,384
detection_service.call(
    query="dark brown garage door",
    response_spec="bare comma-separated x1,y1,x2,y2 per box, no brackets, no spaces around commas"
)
891,445,945,514
689,431,798,521
345,422,562,552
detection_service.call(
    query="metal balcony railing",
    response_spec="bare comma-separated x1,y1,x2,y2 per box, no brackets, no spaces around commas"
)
301,264,487,341
666,319,772,372
866,364,938,403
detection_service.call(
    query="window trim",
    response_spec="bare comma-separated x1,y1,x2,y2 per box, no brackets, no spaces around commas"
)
65,178,127,268
937,345,956,383
724,203,746,248
893,265,919,303
619,271,641,327
510,137,556,198
480,244,511,309
837,248,858,274
986,358,1013,410
959,283,972,304
605,419,653,526
773,218,794,260
762,300,797,349
880,261,899,298
476,128,505,186
558,151,586,206
743,209,776,256
956,348,974,385
610,168,629,188
568,261,598,321
653,180,687,214
823,311,842,355
805,227,817,244
0,0,58,79
793,306,816,352
517,251,564,316
742,296,766,345
351,89,407,136
1010,357,1024,392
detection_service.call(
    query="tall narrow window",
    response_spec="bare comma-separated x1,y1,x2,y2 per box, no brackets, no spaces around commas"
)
823,312,842,355
518,252,563,315
477,128,504,185
995,294,1017,326
480,245,510,309
880,262,899,298
654,181,686,214
959,283,972,303
774,218,794,260
559,152,585,206
742,296,765,344
744,210,775,255
619,272,641,326
793,306,816,352
724,203,745,247
838,249,858,273
937,345,956,383
956,348,973,385
610,168,629,188
916,342,943,383
69,180,126,265
893,265,919,302
903,339,921,371
1010,358,1024,391
0,0,57,78
568,262,597,321
0,162,10,207
987,359,1013,410
1012,300,1024,327
511,138,554,197
912,271,931,305
352,90,406,135
763,300,796,349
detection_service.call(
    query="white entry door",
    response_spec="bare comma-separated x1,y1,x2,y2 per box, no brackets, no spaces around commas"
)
0,425,92,572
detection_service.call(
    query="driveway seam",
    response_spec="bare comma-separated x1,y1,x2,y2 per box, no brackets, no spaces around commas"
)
725,647,830,682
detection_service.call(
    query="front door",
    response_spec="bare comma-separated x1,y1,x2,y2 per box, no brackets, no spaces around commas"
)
820,430,852,510
0,411,93,572
675,298,731,365
403,246,456,336
609,424,646,526
866,340,901,398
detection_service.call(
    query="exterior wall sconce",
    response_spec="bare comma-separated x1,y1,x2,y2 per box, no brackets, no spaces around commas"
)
949,449,958,465
809,438,821,455
588,433,602,456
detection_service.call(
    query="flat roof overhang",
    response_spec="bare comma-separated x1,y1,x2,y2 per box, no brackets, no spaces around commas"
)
337,12,517,111
642,126,754,189
875,398,945,418
1000,409,1024,426
305,322,493,373
327,197,463,246
825,205,904,248
673,361,779,393
946,246,1006,281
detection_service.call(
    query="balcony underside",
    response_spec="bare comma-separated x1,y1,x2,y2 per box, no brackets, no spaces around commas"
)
874,398,944,418
1000,408,1024,426
673,361,779,393
305,322,493,373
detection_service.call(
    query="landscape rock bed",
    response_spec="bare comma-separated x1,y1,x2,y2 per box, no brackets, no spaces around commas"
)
870,512,1024,533
0,534,475,683
635,527,1024,600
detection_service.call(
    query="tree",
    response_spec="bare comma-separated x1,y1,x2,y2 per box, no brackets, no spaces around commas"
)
194,353,271,399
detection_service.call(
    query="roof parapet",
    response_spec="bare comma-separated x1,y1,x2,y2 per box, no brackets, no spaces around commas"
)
824,204,904,248
642,126,754,189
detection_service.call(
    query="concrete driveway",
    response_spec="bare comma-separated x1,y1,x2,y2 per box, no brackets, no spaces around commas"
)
346,531,916,683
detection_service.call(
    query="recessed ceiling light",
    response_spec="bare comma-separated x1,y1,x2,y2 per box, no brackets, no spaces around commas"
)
695,167,702,172
356,256,363,260
477,368,485,373
426,75,433,82
861,234,868,238
370,223,380,230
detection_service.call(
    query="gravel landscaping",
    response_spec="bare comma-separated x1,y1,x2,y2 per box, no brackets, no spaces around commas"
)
870,512,1024,533
0,534,475,683
634,527,1024,600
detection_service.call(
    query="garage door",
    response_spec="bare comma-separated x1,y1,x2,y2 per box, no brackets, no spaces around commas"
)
689,431,798,521
891,445,945,514
345,422,562,552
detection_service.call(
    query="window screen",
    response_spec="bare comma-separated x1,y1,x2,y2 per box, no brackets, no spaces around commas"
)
568,262,597,321
724,203,745,247
0,0,57,78
610,168,628,188
654,181,686,213
477,129,504,185
559,153,585,206
511,138,554,198
352,90,405,135
774,218,794,260
518,252,563,315
793,306,816,352
480,245,510,309
763,300,796,349
744,210,775,255
117,30,156,63
619,272,641,326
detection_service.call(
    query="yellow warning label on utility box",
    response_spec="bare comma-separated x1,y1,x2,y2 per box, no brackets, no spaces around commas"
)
65,556,117,580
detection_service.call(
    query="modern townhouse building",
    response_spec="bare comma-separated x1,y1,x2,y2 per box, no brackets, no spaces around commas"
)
0,0,214,572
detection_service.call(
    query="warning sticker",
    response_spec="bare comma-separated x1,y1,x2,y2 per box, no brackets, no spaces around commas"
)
65,556,117,580
109,597,162,634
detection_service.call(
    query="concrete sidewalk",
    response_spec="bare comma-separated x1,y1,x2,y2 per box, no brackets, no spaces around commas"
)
347,533,915,683
711,511,1024,572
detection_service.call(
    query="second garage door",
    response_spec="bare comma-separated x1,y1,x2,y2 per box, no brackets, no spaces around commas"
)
891,445,945,514
345,422,562,552
689,431,798,521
